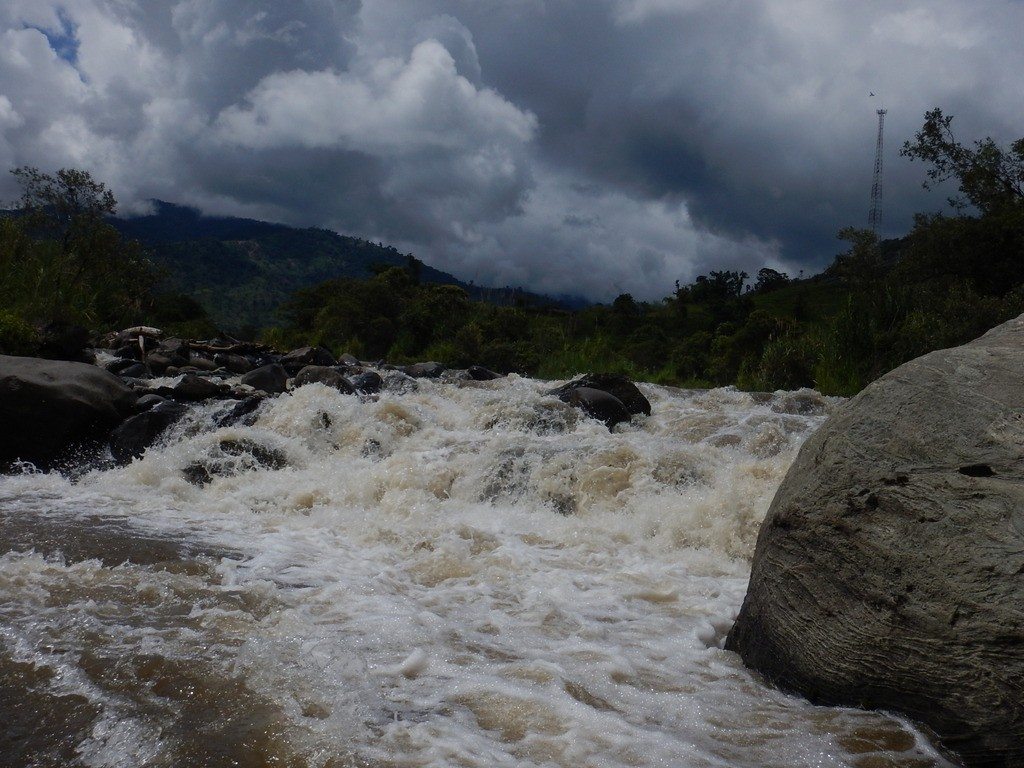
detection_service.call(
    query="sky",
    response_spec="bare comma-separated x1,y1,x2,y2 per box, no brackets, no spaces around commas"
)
1,1,1022,301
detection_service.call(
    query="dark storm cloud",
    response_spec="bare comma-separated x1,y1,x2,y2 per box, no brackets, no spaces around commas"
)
1,0,1022,299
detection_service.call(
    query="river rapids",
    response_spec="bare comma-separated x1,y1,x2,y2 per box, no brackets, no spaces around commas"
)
0,374,955,767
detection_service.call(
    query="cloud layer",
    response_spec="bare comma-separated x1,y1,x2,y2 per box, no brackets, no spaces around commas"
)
1,0,1022,300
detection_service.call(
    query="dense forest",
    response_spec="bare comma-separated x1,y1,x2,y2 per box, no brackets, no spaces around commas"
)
2,109,1022,396
111,202,583,333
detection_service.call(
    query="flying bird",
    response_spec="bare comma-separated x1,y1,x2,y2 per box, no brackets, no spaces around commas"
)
869,92,875,97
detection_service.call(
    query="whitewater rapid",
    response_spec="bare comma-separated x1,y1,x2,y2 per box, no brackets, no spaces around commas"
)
0,375,953,767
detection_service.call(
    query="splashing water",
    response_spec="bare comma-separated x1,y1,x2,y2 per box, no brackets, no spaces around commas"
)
0,375,954,767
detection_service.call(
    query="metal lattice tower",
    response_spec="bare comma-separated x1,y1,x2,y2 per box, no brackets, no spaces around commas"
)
868,108,887,233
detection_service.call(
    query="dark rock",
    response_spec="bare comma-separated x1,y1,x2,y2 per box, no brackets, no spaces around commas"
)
214,353,253,374
145,352,176,375
403,361,445,379
113,343,144,361
183,438,287,486
467,365,503,381
240,364,288,395
146,338,190,375
134,393,168,412
557,386,631,430
280,346,336,375
188,354,218,372
118,362,151,379
159,338,189,360
105,358,139,374
109,401,187,464
37,322,90,362
349,370,383,394
0,355,137,468
171,374,225,402
726,315,1024,767
550,373,651,417
338,352,360,366
292,365,354,393
215,395,264,428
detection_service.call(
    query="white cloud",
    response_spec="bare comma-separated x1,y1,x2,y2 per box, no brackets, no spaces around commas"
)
0,0,1021,299
214,40,536,154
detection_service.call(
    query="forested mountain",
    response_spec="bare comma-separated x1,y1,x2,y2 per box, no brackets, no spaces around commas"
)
112,201,584,332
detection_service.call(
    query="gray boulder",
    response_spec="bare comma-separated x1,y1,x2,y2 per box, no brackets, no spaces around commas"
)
214,353,253,374
170,373,225,402
293,365,354,393
726,315,1024,767
240,364,289,394
0,355,137,467
280,346,336,375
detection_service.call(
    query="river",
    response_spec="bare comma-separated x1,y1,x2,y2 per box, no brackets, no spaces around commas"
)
0,374,954,767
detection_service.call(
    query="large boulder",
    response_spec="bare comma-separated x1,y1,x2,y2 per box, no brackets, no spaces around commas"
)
726,316,1024,767
0,355,137,467
550,373,651,417
280,346,336,375
292,365,354,393
240,364,289,395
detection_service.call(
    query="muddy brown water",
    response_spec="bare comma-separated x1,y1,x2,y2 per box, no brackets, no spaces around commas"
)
0,380,959,767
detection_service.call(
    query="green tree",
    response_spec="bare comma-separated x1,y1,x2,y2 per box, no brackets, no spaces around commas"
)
900,108,1024,214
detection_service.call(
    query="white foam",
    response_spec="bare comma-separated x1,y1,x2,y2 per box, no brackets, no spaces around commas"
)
0,378,955,766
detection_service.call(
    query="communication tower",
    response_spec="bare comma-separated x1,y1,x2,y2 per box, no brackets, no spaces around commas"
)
868,108,887,233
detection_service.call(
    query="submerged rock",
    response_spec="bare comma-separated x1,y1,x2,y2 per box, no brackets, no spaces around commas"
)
467,365,503,381
215,395,264,428
0,355,137,468
381,371,418,394
183,438,287,486
348,370,383,395
110,401,187,464
726,315,1024,767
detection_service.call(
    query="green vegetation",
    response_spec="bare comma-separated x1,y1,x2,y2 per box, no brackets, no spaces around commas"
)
112,202,575,334
0,167,215,350
2,108,1021,396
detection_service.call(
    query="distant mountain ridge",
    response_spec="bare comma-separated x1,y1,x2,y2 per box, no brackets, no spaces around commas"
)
113,201,586,332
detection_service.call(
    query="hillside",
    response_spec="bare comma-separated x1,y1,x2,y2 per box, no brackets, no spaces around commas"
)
113,202,584,332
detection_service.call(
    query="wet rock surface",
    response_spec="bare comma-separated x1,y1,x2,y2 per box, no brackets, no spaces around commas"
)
0,355,137,467
110,401,188,464
292,365,354,393
727,314,1024,767
557,386,632,430
240,364,289,394
280,346,336,375
551,373,652,418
